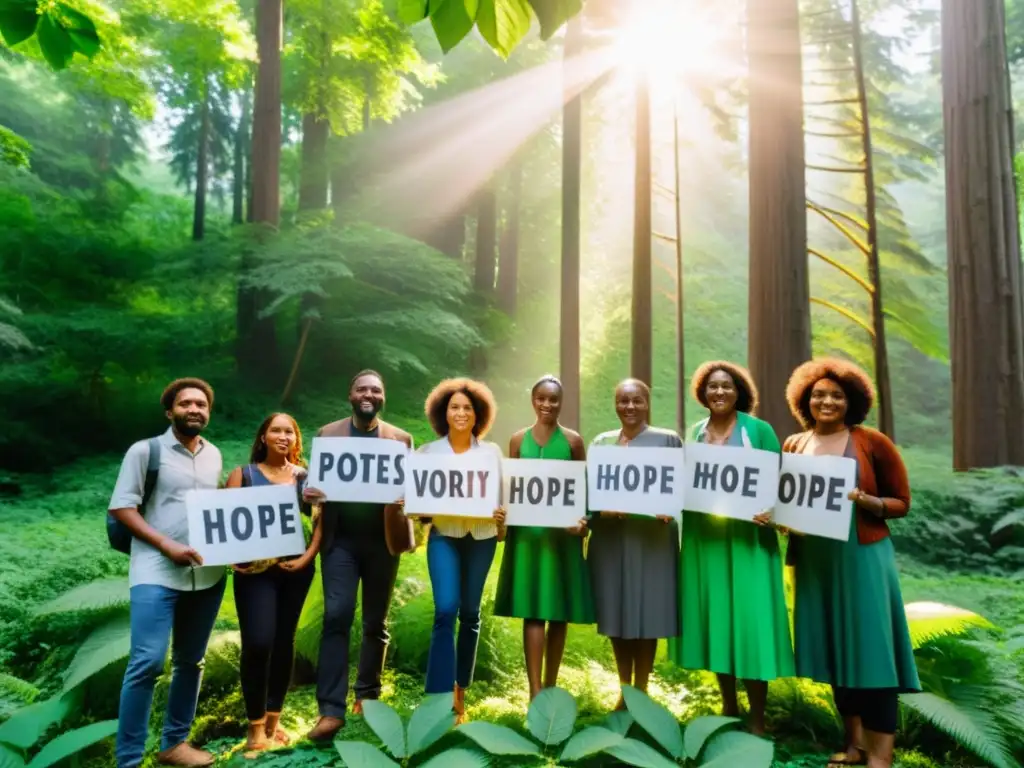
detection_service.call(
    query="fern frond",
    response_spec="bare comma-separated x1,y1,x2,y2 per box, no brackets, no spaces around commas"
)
0,696,71,750
900,691,1019,768
25,720,117,768
0,674,39,719
905,602,993,648
34,579,128,617
62,616,131,693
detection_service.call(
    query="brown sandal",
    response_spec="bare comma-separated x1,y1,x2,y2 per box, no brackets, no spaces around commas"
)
827,747,868,766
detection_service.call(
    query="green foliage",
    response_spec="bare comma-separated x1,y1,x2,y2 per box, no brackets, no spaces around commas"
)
24,719,117,768
0,0,101,70
341,693,457,764
61,615,131,693
0,127,30,169
525,685,576,745
905,602,994,649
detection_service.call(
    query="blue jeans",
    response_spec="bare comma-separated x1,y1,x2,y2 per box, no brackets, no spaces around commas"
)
424,529,497,694
115,578,226,768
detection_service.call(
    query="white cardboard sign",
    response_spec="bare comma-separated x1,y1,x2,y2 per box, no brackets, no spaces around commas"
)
308,436,408,503
682,442,780,521
586,445,686,519
404,451,500,518
502,458,587,528
772,452,856,541
186,484,306,567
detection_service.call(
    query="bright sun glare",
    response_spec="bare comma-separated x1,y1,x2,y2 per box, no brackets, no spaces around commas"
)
610,0,723,81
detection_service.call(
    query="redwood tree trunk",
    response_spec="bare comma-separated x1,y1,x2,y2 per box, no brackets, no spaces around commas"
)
631,73,653,387
475,185,497,293
498,156,522,316
560,16,583,431
746,0,810,438
237,0,282,379
232,89,250,225
192,78,211,241
298,112,330,211
942,0,1024,469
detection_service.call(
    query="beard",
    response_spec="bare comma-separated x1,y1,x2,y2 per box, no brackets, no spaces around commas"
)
173,414,207,437
351,398,382,419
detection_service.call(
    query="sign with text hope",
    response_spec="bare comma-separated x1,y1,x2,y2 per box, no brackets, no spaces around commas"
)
404,452,500,518
186,484,306,567
586,446,686,519
772,453,856,540
309,437,408,504
502,459,587,528
683,442,780,521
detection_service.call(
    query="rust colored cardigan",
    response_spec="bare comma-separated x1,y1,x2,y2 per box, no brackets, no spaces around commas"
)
782,425,910,558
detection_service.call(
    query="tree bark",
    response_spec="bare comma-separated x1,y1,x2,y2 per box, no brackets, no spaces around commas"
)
192,77,211,242
498,155,522,316
631,73,653,387
747,0,810,438
232,89,250,225
251,0,283,227
560,16,584,432
474,185,497,293
942,0,1024,469
298,112,330,211
423,211,467,259
851,0,895,440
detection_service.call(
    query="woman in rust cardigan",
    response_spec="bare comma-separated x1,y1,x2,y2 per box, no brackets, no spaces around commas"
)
782,358,919,768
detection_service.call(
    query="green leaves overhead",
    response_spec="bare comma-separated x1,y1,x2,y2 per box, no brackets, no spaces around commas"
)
0,1,101,70
409,0,581,57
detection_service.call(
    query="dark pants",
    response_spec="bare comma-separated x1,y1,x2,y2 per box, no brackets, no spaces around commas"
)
316,536,399,718
116,578,226,768
234,565,315,721
834,686,899,735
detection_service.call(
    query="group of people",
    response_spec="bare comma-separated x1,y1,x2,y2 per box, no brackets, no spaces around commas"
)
108,358,918,768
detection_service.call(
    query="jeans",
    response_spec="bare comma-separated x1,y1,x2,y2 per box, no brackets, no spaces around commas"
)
317,535,399,718
115,577,226,768
424,528,497,694
235,565,315,721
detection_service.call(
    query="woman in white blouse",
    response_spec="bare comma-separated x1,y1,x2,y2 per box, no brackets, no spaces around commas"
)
419,378,506,723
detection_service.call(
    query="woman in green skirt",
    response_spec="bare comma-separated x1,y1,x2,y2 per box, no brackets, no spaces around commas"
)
783,358,919,768
494,375,593,699
667,361,794,735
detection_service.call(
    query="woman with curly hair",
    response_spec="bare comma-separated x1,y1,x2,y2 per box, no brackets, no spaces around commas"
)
588,378,681,707
493,375,594,700
418,378,506,722
667,361,793,735
783,358,919,768
225,413,321,751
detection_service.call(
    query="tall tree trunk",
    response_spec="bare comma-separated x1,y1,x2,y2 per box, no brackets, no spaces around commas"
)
251,0,282,227
423,210,467,259
943,0,1024,469
192,77,211,241
631,73,653,387
238,0,283,379
747,0,810,438
474,185,497,292
498,156,522,316
672,102,686,435
560,16,583,431
298,112,330,211
851,0,894,440
233,90,251,225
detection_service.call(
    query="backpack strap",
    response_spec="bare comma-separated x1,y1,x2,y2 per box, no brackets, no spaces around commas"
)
139,437,161,515
241,464,253,488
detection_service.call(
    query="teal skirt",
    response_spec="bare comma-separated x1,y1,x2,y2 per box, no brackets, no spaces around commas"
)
791,515,920,691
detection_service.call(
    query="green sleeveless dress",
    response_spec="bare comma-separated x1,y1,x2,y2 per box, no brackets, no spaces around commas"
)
493,428,596,624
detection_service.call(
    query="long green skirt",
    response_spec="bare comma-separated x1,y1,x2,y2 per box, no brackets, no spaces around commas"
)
668,512,794,680
791,514,920,690
493,526,595,624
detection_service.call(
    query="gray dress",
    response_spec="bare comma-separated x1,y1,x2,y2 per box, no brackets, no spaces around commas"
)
587,425,682,639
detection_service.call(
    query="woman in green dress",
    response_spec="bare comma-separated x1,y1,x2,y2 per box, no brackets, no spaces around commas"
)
494,375,593,699
783,358,919,768
668,361,793,735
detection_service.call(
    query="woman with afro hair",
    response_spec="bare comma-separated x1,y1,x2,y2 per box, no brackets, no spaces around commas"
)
667,361,793,735
417,378,506,723
783,358,919,768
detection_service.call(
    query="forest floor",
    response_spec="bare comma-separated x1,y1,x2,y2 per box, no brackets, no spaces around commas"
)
2,442,1021,768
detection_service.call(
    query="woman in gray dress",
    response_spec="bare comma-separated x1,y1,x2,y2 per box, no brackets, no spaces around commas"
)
589,378,682,707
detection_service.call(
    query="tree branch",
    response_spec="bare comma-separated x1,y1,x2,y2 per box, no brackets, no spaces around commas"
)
808,247,875,293
810,297,875,336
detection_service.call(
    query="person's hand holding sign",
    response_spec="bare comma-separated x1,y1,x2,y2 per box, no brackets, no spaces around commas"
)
567,517,588,536
278,553,314,572
161,539,204,567
302,486,327,504
655,515,673,524
752,510,773,526
493,506,507,541
848,487,885,518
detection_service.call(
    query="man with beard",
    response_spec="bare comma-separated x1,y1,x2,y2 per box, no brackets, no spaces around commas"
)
303,369,414,740
108,378,225,768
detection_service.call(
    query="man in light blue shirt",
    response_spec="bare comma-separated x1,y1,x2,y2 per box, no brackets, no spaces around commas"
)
108,378,225,767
